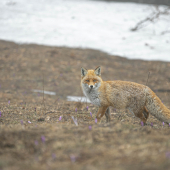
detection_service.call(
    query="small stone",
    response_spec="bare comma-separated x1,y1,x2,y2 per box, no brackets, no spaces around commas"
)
111,112,117,115
45,116,50,121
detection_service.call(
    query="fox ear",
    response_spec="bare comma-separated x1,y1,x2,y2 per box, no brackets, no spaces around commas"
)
81,67,87,77
94,66,101,76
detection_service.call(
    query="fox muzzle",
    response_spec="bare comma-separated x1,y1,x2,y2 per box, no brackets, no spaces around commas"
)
89,85,94,89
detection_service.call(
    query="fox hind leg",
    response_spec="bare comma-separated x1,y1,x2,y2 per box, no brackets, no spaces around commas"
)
143,106,149,120
105,107,111,122
135,107,149,125
128,107,149,125
141,107,149,125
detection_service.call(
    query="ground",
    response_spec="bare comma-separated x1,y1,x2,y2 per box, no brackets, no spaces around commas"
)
0,40,170,170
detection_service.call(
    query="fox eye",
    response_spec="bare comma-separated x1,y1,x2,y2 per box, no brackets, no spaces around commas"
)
93,79,97,82
86,80,90,82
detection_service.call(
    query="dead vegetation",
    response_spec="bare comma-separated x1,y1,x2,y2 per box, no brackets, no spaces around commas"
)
0,40,170,170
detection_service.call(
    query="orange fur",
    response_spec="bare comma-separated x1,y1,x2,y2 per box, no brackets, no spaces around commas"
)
81,66,170,124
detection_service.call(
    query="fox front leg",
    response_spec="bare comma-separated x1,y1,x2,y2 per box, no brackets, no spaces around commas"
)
105,107,111,122
96,106,108,123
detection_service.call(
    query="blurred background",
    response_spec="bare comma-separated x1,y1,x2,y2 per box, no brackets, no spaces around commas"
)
0,0,170,61
0,0,170,101
1,1,170,170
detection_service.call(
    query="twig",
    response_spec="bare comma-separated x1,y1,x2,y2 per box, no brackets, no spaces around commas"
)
42,73,46,114
43,73,44,107
145,71,150,87
144,71,151,106
131,6,170,31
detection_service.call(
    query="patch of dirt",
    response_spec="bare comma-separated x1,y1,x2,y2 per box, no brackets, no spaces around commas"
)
0,40,170,170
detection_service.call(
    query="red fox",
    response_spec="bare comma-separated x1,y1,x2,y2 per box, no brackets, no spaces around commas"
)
81,66,170,124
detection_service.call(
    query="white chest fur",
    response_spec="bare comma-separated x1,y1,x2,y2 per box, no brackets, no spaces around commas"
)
82,84,101,106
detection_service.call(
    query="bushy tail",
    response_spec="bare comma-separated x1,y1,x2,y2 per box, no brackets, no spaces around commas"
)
146,89,170,124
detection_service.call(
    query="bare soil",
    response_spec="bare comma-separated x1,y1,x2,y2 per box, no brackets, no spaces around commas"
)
1,40,170,170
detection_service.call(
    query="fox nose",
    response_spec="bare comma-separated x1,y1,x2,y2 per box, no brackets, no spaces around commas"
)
90,85,93,88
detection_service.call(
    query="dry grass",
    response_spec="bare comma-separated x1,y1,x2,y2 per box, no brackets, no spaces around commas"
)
1,40,170,170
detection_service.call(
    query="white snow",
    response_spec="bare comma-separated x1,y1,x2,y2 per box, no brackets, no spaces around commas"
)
67,96,91,103
0,0,170,61
32,89,56,95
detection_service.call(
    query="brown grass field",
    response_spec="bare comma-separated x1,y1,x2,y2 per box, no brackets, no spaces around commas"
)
1,40,170,170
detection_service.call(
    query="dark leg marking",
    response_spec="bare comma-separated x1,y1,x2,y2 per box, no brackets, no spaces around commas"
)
105,107,111,122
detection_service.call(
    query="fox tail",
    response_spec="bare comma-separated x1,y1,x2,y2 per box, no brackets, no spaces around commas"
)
146,89,170,124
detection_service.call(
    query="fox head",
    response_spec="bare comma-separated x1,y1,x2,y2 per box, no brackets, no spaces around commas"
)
81,66,102,92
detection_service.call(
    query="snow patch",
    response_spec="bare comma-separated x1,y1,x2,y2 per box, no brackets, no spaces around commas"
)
0,0,170,61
